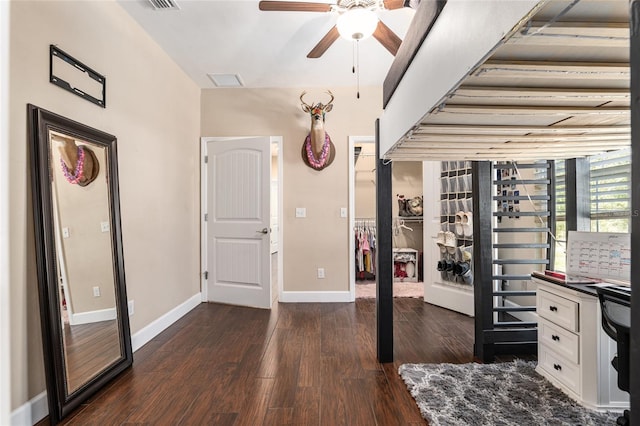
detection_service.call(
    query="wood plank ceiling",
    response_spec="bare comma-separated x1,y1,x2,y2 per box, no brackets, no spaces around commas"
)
384,0,630,161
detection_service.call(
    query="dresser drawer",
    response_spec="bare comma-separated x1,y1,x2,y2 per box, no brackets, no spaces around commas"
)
539,317,579,364
537,289,579,332
539,344,580,395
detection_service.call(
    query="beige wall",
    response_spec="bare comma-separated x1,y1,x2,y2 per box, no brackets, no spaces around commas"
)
202,87,382,291
354,143,376,219
392,162,423,251
9,0,201,410
50,139,116,315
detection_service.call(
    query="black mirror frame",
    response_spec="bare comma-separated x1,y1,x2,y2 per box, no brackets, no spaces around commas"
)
27,104,132,424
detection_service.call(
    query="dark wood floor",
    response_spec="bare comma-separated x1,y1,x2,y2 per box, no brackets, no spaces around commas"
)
56,298,477,425
63,319,121,393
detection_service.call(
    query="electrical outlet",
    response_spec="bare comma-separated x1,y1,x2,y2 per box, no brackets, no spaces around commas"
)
317,268,325,279
62,227,70,238
93,286,101,297
128,300,134,315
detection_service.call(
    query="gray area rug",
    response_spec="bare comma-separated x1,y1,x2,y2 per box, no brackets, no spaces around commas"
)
398,360,620,425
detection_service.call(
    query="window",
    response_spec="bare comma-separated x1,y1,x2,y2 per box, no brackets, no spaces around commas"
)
589,148,631,233
554,160,566,271
553,148,631,272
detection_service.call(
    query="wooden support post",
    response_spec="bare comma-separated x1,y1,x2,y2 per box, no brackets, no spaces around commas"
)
375,119,394,363
472,161,494,362
565,158,590,232
629,0,639,416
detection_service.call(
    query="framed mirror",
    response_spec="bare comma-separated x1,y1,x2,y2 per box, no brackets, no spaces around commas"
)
28,105,132,424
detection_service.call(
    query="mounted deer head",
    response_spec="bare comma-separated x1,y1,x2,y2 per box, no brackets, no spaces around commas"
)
300,90,335,170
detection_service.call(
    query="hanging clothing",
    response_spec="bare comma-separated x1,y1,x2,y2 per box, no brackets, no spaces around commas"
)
355,220,376,280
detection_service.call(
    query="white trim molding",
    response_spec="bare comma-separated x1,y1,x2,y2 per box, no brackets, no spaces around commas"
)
348,136,374,304
279,291,352,303
10,391,48,426
69,307,117,325
1,2,11,424
131,293,201,352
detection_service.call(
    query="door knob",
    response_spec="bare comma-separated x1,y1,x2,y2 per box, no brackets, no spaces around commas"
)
258,228,269,234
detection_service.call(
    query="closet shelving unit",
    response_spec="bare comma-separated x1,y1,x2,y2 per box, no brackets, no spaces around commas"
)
439,161,473,285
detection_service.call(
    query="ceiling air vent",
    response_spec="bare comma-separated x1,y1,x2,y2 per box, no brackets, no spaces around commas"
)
148,0,180,10
207,74,245,88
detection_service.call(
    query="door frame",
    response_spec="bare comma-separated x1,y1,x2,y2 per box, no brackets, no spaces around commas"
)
348,136,375,300
0,1,10,422
199,136,284,303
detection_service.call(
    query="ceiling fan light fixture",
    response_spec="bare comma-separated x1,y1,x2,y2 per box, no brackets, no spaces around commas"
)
336,8,378,41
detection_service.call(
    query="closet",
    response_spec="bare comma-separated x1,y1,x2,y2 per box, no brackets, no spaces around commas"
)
353,142,423,286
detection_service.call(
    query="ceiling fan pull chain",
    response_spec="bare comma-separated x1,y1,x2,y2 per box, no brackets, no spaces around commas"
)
356,40,360,99
352,41,356,74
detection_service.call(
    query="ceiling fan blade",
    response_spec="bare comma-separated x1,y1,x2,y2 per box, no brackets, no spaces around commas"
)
259,1,333,12
373,21,402,56
383,0,407,10
307,26,340,58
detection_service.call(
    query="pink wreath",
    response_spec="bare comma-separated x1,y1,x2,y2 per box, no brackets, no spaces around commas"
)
60,145,86,184
304,133,331,170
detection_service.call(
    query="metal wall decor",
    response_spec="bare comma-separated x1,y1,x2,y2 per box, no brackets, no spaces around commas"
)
50,45,106,108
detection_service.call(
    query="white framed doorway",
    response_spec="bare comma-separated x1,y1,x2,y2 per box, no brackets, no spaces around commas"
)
0,1,10,422
348,136,375,300
200,136,283,308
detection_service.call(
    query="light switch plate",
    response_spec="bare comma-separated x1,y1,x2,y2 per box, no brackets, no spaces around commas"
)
100,221,110,232
295,207,306,218
340,207,347,218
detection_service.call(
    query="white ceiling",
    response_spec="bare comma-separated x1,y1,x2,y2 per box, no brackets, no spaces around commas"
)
118,0,417,89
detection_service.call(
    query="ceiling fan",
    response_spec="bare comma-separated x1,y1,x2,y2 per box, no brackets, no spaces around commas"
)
258,0,410,58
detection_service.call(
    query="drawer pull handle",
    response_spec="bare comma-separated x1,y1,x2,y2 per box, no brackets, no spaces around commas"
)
552,335,560,341
549,306,558,312
553,363,562,371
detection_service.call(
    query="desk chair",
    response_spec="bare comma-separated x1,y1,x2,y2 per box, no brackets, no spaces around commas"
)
597,286,631,426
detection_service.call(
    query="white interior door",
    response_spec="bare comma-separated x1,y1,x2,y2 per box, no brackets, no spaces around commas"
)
205,137,272,309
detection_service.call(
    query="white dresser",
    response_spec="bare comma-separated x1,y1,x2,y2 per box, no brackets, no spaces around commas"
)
533,278,629,411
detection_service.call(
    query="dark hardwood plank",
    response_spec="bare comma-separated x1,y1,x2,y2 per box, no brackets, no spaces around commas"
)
56,299,482,425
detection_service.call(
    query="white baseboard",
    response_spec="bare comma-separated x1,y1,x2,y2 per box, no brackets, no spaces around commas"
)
131,293,201,351
11,293,202,425
424,282,475,317
503,298,538,323
10,391,47,426
69,307,116,325
279,291,353,303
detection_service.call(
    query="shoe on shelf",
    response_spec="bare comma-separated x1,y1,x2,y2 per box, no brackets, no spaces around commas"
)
444,231,457,254
453,261,470,276
436,231,447,253
454,211,465,236
461,245,473,262
444,259,455,272
462,212,473,238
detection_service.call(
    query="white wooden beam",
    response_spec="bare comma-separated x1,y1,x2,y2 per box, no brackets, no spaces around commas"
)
451,86,630,103
436,105,629,116
411,124,631,135
406,134,630,143
474,60,629,80
510,21,629,47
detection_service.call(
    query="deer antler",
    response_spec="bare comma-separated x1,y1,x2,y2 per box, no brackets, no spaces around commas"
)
300,91,312,109
325,90,334,106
